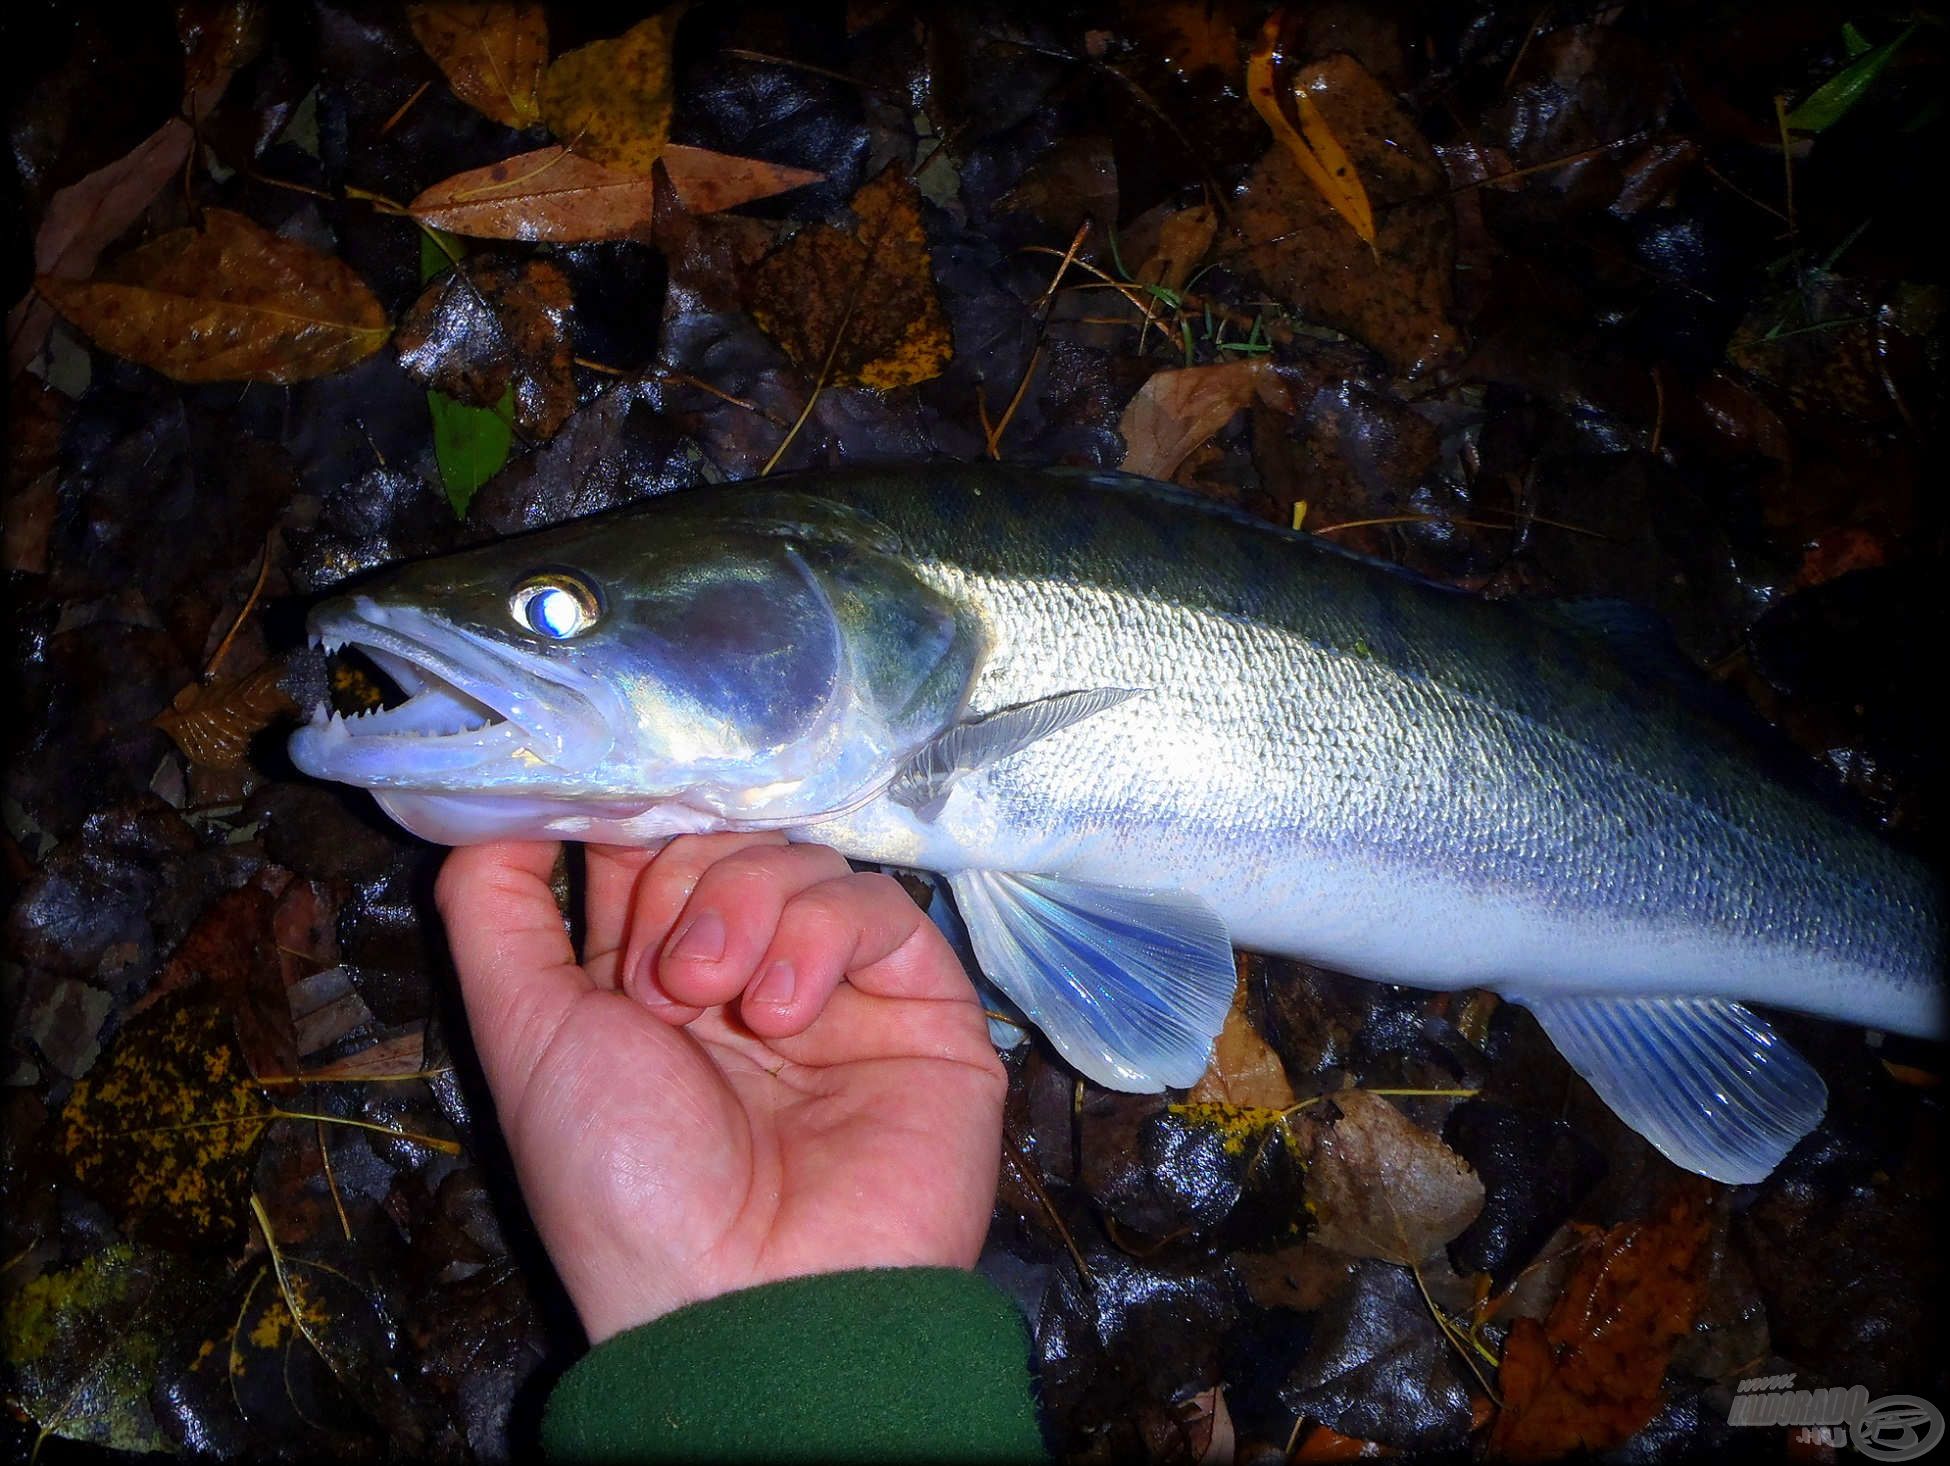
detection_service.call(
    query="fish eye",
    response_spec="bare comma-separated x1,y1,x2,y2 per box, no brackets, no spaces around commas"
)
510,571,603,640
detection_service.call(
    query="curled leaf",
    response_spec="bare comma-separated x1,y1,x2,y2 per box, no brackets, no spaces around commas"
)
154,657,298,771
410,143,822,242
538,6,685,175
1247,13,1375,246
747,167,953,390
38,209,389,383
1119,360,1292,482
408,1,548,129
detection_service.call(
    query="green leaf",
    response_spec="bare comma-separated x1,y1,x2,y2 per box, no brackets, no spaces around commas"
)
419,224,465,283
1841,22,1872,58
429,385,513,518
1785,23,1915,132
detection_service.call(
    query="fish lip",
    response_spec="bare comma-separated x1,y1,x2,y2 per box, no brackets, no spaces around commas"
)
289,595,620,787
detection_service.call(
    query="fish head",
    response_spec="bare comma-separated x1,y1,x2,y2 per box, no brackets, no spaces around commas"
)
289,496,982,843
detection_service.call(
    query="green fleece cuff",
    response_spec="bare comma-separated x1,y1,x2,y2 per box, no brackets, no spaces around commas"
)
542,1267,1047,1463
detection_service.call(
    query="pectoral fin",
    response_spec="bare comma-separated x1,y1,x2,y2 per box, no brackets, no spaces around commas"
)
946,871,1234,1091
1516,994,1827,1184
889,689,1141,811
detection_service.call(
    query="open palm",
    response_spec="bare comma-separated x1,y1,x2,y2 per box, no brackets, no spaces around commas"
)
436,834,1006,1342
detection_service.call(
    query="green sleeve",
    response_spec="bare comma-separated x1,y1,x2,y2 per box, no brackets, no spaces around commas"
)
542,1267,1048,1463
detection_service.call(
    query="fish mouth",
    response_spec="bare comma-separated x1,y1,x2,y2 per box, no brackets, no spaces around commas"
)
289,595,620,789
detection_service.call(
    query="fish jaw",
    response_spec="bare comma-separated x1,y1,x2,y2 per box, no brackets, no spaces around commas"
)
289,595,630,791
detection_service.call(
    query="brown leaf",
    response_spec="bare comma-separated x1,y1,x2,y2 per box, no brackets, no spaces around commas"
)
1119,360,1292,481
58,991,272,1249
7,118,194,375
409,143,820,242
38,209,390,383
177,0,266,119
1190,956,1297,1111
537,6,684,176
1235,54,1461,376
154,657,297,771
408,2,548,130
1303,1089,1485,1265
1248,13,1376,245
397,254,574,437
1490,1184,1715,1461
1138,202,1219,293
747,167,953,390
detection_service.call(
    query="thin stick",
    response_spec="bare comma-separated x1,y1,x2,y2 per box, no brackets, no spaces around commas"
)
379,80,430,138
1649,366,1666,456
316,1118,352,1240
203,532,276,680
1002,1129,1093,1285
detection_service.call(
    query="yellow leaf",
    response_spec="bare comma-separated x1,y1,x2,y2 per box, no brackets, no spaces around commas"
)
538,5,686,176
1189,957,1298,1111
37,209,389,384
1246,12,1375,246
408,1,549,130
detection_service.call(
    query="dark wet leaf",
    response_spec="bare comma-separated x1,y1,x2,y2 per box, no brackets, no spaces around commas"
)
747,166,952,390
399,251,574,439
39,210,391,383
1279,1258,1476,1451
1445,1102,1605,1288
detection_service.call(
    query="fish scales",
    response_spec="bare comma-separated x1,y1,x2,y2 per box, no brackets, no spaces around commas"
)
803,470,1937,1033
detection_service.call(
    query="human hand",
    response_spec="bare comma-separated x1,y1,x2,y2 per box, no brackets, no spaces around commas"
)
435,834,1006,1342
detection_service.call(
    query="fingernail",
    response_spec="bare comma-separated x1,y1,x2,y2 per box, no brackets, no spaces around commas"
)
666,910,726,964
751,959,796,1007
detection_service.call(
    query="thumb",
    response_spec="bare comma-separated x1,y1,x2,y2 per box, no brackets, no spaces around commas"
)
435,842,590,1102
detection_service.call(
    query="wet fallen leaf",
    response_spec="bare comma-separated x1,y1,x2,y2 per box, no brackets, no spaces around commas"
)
38,209,390,383
1120,360,1292,481
408,1,548,130
177,0,265,119
538,6,685,175
1303,1089,1485,1265
1189,957,1297,1111
1247,13,1375,245
57,991,272,1248
1489,1184,1714,1461
1138,201,1219,294
747,166,952,390
409,143,821,242
2,1243,210,1453
154,656,298,771
398,252,574,437
1234,55,1460,375
7,117,193,375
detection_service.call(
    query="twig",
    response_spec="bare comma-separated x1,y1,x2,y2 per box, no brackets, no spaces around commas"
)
1648,366,1666,456
1002,1129,1093,1286
379,80,430,138
203,531,277,681
984,218,1088,461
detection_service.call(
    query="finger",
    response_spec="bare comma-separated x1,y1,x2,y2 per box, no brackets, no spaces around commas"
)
434,841,587,1097
643,842,853,1010
613,831,788,1015
740,871,969,1038
580,843,662,988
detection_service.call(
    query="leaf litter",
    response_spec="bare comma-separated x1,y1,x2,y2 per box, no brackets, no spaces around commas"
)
4,0,1946,1460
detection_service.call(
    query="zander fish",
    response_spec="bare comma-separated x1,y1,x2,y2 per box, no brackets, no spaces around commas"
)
290,467,1943,1183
